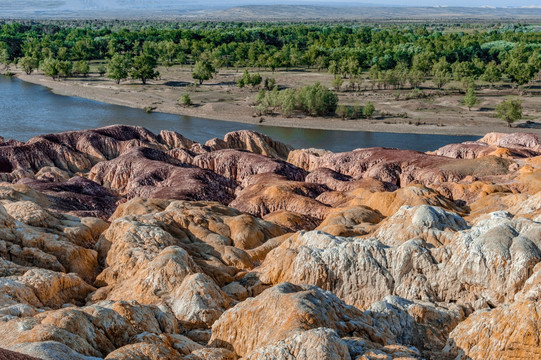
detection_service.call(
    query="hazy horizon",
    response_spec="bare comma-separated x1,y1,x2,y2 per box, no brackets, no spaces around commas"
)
4,0,541,11
4,0,541,19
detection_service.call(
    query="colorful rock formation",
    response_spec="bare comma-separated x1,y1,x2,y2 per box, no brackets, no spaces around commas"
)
0,126,540,359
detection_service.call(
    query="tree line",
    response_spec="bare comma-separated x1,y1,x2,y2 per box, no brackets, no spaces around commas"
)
0,22,541,88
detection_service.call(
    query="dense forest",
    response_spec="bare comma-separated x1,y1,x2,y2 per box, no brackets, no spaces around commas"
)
1,21,540,87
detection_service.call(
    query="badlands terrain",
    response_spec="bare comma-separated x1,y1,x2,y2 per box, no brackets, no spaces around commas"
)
0,125,540,359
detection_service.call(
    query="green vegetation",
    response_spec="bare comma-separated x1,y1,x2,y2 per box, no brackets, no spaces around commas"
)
41,57,72,80
97,64,106,77
18,56,37,75
237,70,262,88
130,54,159,84
0,21,538,90
1,20,540,123
73,60,89,77
264,77,276,90
362,101,376,119
296,82,338,116
256,82,337,116
463,87,478,111
192,60,215,85
107,54,131,84
178,93,192,107
496,99,522,127
332,76,344,91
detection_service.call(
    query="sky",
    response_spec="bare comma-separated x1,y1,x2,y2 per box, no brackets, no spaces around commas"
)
302,0,541,6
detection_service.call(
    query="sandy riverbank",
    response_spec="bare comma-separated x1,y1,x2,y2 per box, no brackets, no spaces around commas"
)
13,67,541,137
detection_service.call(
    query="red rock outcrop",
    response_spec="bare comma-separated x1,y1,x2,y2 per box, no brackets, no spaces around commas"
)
17,176,118,219
192,149,306,185
0,348,41,360
88,147,235,204
206,130,293,160
230,174,330,222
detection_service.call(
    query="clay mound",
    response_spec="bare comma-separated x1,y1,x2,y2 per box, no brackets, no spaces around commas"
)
230,173,331,221
0,348,41,360
1,126,541,359
206,130,293,160
434,132,541,159
192,149,307,184
17,176,118,219
0,125,166,175
480,132,541,149
89,147,235,204
306,167,398,192
445,301,541,360
289,147,466,187
209,282,390,357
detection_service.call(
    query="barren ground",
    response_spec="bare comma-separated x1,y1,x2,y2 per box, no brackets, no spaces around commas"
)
14,64,541,136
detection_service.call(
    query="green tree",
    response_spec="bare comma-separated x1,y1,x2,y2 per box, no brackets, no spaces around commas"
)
363,101,376,119
463,87,478,111
192,60,215,85
480,61,502,86
73,60,90,77
432,57,451,89
107,54,131,84
408,69,424,89
495,99,522,127
130,54,159,85
41,58,60,80
57,47,68,61
297,82,338,116
18,56,38,75
451,61,480,82
0,47,10,70
278,89,296,117
157,40,180,66
57,60,73,78
250,73,262,87
412,51,436,74
264,77,276,90
237,77,246,88
505,58,537,87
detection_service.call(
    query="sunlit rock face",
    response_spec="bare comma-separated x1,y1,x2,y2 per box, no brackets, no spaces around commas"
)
0,126,540,359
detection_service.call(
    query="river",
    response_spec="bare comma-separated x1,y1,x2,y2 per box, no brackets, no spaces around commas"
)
0,76,480,152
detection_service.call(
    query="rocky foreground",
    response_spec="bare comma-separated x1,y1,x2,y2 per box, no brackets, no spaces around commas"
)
0,126,540,360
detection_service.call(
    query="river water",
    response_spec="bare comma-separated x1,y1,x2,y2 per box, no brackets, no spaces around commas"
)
0,76,479,152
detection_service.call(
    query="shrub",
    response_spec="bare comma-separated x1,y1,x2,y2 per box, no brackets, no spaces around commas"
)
297,82,338,116
332,76,343,91
336,105,349,119
264,77,276,90
363,101,376,118
178,93,192,107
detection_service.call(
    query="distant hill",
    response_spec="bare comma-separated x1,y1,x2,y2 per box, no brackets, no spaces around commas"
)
202,5,541,21
2,2,541,20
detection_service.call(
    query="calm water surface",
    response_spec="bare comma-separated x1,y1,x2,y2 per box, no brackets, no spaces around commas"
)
0,76,479,152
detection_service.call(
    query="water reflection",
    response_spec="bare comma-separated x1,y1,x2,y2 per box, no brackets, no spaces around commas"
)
0,76,480,152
